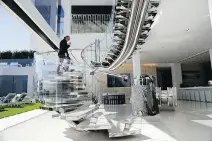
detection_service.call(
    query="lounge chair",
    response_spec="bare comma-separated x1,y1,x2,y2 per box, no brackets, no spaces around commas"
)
9,93,32,106
10,94,23,107
0,93,16,107
19,93,32,104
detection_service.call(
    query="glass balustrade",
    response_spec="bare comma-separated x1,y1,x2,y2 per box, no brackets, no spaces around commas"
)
80,8,115,67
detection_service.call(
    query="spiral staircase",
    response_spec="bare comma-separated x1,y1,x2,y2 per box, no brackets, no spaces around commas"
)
82,0,160,71
38,0,161,138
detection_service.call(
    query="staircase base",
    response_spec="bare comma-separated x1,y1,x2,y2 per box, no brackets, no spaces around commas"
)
62,104,142,138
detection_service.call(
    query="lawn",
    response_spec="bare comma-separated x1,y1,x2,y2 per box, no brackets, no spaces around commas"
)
0,103,43,119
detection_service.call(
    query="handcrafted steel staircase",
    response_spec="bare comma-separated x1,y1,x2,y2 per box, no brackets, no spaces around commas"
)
36,0,161,138
81,0,160,71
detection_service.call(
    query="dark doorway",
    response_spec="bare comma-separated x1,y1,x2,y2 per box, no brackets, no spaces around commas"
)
156,67,173,90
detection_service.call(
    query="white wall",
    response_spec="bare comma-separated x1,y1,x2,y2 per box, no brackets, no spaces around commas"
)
62,0,71,36
0,67,35,97
171,63,182,88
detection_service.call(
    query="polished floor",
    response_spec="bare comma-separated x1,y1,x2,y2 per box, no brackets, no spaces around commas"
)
1,101,212,141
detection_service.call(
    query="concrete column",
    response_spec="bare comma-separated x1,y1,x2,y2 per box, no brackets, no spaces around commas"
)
132,51,141,85
171,63,182,88
62,0,71,36
209,49,212,68
50,0,58,32
27,73,34,97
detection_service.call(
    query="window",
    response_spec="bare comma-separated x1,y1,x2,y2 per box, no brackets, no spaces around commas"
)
35,5,51,25
107,73,131,87
0,75,28,97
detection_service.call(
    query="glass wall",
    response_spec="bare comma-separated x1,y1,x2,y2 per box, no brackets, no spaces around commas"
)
0,75,28,97
34,5,51,25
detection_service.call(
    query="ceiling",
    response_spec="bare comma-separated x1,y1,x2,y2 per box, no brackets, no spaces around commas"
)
180,51,210,64
137,0,212,64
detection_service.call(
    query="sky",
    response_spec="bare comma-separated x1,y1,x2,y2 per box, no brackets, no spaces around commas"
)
0,7,31,51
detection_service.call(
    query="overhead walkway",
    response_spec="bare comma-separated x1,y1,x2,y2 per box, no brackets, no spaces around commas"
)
0,0,60,52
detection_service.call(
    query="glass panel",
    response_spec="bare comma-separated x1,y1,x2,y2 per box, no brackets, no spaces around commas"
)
13,75,28,94
0,76,14,97
35,5,51,25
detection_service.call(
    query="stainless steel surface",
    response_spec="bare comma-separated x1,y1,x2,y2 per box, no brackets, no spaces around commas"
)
109,0,150,70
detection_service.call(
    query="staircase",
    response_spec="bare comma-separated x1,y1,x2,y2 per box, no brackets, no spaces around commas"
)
38,0,161,138
40,57,94,112
81,0,161,71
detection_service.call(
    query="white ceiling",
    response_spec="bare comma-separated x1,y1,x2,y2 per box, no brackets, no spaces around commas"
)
181,51,210,64
138,0,212,64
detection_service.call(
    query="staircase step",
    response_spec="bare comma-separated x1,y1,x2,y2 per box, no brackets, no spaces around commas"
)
65,104,99,121
107,117,142,138
76,112,112,131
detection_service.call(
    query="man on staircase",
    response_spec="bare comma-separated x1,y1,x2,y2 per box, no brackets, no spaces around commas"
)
57,35,71,75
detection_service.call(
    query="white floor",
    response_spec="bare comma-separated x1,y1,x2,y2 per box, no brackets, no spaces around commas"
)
1,101,212,141
0,109,47,131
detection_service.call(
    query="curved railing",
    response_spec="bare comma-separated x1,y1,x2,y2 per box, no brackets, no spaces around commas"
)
80,0,161,71
80,1,116,70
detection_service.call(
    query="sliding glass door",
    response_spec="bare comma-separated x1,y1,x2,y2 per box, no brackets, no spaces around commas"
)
0,75,28,97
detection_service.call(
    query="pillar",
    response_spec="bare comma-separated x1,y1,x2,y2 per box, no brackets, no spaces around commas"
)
209,49,212,68
27,67,35,97
132,51,141,85
171,63,182,88
62,0,72,36
50,0,58,32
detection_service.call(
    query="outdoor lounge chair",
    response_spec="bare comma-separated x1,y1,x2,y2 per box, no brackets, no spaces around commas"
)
10,94,22,107
19,93,32,104
8,93,32,107
0,93,16,107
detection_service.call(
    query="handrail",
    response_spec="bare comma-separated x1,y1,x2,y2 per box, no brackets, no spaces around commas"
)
109,0,149,70
108,0,139,70
35,50,81,66
81,41,97,68
80,6,116,69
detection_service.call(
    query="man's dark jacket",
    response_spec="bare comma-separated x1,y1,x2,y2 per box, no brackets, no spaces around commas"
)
58,38,70,58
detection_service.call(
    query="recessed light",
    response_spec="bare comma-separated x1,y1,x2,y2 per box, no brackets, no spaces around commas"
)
185,28,189,32
161,46,164,48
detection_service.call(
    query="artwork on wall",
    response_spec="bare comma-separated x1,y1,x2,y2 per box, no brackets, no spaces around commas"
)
107,73,131,87
182,71,200,80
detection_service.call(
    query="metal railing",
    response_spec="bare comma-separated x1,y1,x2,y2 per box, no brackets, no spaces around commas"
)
80,7,116,69
71,14,111,33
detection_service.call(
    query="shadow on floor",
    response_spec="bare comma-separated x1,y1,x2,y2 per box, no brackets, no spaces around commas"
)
63,128,150,141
